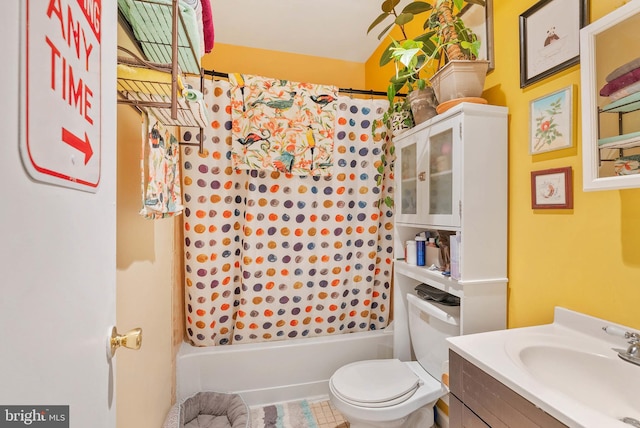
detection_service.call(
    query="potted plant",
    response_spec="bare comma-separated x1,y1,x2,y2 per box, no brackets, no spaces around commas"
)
387,97,415,135
368,0,439,124
426,0,489,104
372,92,414,137
368,0,487,113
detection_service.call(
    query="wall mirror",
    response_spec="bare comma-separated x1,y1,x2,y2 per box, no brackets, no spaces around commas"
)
581,0,640,191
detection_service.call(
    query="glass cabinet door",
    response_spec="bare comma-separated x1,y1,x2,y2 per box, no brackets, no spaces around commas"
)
395,116,460,227
400,140,417,217
425,118,461,227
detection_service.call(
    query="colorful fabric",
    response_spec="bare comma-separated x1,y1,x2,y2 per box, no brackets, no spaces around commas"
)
614,155,640,176
180,77,393,346
229,73,338,176
251,400,317,428
140,114,184,219
607,80,640,102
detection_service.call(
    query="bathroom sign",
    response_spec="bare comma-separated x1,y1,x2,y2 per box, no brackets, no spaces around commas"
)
20,0,102,192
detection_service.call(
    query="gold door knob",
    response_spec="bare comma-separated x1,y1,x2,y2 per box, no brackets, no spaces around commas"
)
108,326,142,358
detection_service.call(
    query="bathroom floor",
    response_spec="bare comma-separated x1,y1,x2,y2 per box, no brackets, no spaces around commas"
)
309,400,349,428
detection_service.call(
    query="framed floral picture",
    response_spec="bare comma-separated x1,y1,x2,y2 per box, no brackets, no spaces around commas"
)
531,167,573,209
530,85,573,154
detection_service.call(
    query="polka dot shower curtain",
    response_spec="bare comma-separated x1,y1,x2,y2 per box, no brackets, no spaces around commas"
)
181,78,395,346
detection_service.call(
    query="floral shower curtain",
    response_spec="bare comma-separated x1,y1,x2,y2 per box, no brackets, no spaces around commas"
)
180,77,395,346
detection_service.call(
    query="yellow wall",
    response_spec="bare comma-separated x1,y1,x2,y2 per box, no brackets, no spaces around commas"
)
116,27,178,428
366,0,640,330
203,43,365,89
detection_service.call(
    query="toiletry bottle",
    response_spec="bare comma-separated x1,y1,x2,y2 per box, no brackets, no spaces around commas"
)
415,236,426,266
426,237,439,267
406,240,417,265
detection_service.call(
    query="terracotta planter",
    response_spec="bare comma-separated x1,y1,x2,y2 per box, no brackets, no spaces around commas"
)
430,60,490,104
407,88,438,125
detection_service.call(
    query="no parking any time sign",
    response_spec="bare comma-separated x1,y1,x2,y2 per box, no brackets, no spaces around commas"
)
20,0,102,192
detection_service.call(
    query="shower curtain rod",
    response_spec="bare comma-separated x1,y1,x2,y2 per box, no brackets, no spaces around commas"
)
201,69,405,98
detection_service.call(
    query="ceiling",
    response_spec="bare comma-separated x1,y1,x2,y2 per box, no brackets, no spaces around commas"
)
210,0,411,63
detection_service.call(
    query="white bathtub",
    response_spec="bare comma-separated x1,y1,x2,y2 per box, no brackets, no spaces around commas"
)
176,324,394,406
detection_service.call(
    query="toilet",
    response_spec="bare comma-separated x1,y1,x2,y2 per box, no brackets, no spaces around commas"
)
329,293,460,428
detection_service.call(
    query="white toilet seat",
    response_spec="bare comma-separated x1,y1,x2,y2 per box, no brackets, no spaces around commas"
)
329,359,421,408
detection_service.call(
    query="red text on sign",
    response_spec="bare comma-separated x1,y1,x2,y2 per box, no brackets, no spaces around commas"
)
45,0,96,125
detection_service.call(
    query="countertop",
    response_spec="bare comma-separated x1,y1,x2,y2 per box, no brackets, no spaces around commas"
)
447,307,640,428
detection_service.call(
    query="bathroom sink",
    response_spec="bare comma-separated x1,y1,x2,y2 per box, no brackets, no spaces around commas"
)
506,333,640,422
448,307,640,428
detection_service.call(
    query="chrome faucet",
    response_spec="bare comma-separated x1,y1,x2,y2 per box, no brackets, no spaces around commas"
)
603,325,640,366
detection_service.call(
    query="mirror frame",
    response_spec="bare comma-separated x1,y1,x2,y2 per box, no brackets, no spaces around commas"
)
580,0,640,191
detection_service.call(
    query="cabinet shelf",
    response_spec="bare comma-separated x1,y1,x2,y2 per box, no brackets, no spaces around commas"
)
118,0,201,74
430,169,453,177
394,260,463,298
598,92,640,163
117,0,205,132
117,50,207,128
598,131,640,149
601,91,640,113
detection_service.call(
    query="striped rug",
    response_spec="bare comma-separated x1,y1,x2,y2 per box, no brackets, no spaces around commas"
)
251,400,318,428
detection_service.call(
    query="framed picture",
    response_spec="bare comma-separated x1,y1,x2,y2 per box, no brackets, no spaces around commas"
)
519,0,589,88
530,85,573,154
461,0,495,72
531,167,573,209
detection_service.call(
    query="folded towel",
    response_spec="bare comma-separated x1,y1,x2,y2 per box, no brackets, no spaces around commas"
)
606,57,640,82
600,67,640,97
606,80,640,102
201,0,214,52
614,155,640,176
119,0,201,73
602,91,640,113
117,63,185,94
182,0,205,58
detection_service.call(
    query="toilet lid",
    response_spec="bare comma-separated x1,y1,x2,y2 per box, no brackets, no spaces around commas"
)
330,359,420,407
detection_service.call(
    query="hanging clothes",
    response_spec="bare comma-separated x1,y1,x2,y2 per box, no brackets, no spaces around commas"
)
139,113,184,219
180,77,394,346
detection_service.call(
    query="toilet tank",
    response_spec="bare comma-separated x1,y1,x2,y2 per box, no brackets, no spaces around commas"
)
407,293,460,381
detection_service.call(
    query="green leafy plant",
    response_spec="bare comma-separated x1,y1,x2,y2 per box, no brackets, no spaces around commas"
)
368,1,437,97
368,0,485,98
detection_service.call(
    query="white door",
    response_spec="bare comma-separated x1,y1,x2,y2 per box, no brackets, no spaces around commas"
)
0,2,117,427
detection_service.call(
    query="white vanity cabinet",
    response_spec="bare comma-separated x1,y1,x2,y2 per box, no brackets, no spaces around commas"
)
393,103,509,361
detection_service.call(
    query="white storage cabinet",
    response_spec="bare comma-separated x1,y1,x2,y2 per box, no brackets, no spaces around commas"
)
393,103,509,360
